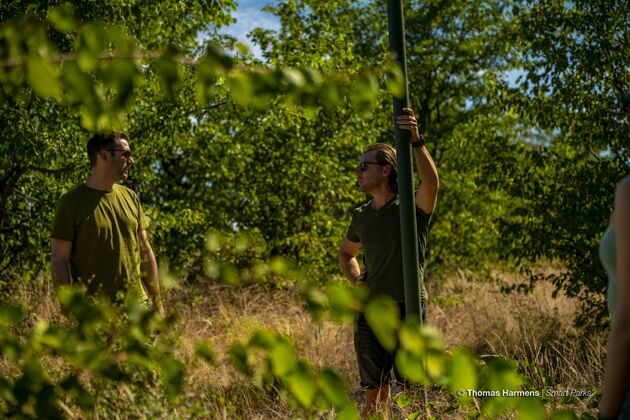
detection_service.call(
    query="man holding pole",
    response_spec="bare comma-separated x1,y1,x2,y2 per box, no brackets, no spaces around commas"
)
338,107,438,413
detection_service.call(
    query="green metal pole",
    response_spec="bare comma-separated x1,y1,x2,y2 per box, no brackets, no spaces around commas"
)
387,0,422,322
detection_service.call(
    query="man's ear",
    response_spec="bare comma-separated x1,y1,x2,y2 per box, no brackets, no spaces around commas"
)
382,165,392,177
100,150,108,161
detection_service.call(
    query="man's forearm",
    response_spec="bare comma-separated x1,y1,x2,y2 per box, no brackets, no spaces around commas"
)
51,261,70,288
413,146,439,190
339,252,362,284
140,246,164,313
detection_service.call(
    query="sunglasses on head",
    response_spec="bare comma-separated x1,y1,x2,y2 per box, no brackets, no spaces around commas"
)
358,161,383,172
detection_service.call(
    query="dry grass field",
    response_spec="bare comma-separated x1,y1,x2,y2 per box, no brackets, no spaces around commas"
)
3,269,606,418
166,269,605,418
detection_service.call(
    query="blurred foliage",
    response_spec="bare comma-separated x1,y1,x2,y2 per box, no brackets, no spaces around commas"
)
0,253,586,418
0,0,236,281
0,0,399,285
0,0,622,416
0,287,187,417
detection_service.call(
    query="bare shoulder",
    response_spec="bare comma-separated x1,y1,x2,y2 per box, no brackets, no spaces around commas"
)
616,176,630,201
614,176,630,229
617,176,630,191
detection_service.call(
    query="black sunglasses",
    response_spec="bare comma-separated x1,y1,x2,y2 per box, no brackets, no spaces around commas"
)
358,161,383,172
106,149,133,159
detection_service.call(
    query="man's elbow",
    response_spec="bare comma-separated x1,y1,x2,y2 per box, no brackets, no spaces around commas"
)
427,173,439,192
421,179,439,199
338,248,353,267
338,249,347,264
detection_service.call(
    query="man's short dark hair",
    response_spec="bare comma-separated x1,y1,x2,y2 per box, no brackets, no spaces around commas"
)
87,132,129,167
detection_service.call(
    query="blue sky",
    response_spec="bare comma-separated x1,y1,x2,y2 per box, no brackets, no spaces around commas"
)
220,0,280,58
219,1,521,85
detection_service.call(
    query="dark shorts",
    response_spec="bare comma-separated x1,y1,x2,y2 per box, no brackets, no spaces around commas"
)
354,301,427,389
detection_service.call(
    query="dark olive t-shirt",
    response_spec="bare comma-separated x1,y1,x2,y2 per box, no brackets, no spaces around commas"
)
51,184,149,303
346,194,431,303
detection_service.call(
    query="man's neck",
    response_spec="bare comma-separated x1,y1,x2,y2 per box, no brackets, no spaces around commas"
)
370,188,396,210
86,172,116,191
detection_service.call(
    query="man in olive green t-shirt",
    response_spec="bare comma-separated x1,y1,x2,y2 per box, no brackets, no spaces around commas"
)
51,132,164,313
338,108,439,414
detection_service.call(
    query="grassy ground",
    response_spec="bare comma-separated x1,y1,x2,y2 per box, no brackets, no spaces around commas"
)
169,269,604,418
3,269,605,418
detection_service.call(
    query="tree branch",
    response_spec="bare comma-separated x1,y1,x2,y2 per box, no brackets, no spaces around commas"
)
27,164,73,174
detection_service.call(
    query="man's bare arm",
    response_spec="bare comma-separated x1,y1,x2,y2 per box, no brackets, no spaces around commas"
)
396,107,439,214
339,239,362,284
51,239,72,288
412,144,439,214
138,229,165,314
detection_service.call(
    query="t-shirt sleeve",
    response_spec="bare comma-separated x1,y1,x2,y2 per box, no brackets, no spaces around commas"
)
51,198,74,241
346,213,360,243
415,207,432,234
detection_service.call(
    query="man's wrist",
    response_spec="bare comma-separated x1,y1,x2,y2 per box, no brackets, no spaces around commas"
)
411,134,426,148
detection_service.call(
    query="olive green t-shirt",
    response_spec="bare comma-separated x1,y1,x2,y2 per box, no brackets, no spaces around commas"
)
346,194,431,304
51,183,149,303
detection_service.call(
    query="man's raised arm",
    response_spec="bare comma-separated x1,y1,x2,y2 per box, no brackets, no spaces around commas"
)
396,107,439,214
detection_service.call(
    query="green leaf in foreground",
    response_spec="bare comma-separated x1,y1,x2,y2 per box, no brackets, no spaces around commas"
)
195,340,215,364
517,397,546,420
161,354,185,403
327,283,364,322
228,342,252,376
550,410,579,420
0,304,25,327
337,403,359,420
268,339,296,377
448,348,478,398
384,61,405,98
349,73,378,111
482,358,526,416
27,57,61,99
319,368,351,408
47,3,77,33
284,360,316,409
364,296,399,351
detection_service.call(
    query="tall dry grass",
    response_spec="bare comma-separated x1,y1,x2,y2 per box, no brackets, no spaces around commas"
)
2,268,606,418
431,269,605,416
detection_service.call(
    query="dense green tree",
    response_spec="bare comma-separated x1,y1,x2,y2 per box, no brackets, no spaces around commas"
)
0,0,236,279
0,0,389,282
242,0,525,276
500,0,629,327
1,0,626,333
